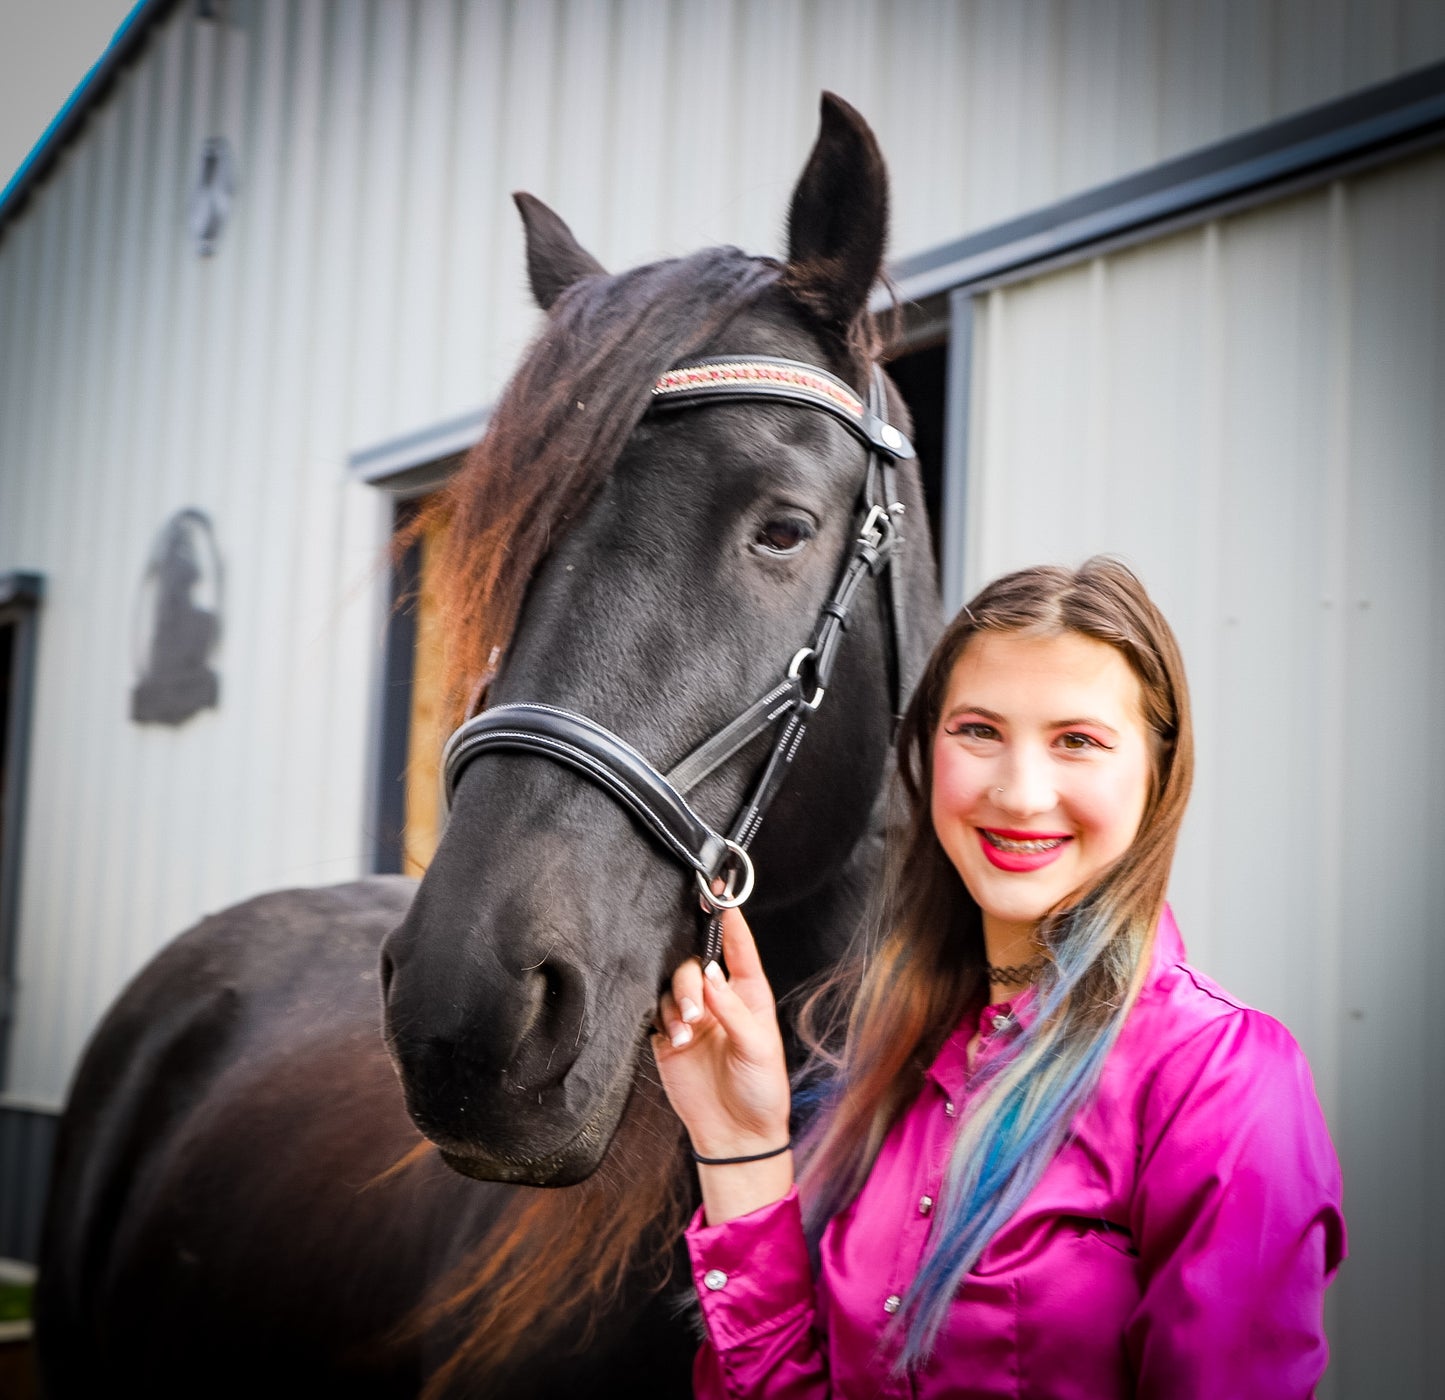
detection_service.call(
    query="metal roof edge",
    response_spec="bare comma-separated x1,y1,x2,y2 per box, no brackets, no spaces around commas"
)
879,57,1445,307
0,0,178,244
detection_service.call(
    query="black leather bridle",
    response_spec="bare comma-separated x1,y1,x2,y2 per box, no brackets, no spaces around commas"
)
440,354,914,963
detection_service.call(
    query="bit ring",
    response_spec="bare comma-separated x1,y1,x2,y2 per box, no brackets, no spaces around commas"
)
696,839,756,910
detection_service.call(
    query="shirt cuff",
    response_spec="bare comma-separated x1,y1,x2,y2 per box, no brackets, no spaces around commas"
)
686,1186,816,1351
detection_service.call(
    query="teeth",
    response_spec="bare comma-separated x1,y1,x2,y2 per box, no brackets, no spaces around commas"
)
983,831,1066,854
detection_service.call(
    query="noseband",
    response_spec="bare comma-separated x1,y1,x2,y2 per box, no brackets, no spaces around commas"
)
440,354,914,963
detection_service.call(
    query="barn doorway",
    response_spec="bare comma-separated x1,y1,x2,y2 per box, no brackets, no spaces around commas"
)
887,334,948,563
0,573,42,1086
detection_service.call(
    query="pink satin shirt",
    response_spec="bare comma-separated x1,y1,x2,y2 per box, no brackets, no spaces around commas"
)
686,907,1346,1398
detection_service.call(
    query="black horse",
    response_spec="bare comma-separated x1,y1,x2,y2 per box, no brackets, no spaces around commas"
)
35,94,939,1399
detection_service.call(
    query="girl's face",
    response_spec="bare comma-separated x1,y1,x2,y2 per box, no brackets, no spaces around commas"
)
931,630,1154,948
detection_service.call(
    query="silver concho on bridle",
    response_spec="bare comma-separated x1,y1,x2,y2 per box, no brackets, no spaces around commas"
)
440,354,914,962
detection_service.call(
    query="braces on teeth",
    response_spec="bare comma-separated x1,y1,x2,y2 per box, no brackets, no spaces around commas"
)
984,832,1066,854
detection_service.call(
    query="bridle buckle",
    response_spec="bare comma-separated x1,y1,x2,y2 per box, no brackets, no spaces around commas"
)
857,503,898,574
787,647,826,711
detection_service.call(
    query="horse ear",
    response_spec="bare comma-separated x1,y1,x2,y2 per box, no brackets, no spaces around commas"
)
783,92,889,332
513,192,607,310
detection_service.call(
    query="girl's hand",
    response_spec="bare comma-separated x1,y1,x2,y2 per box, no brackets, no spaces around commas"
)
651,907,793,1222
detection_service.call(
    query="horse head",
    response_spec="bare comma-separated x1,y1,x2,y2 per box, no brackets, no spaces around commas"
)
380,94,939,1188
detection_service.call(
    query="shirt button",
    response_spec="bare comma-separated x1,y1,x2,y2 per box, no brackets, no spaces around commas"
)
944,1100,956,1117
918,1195,934,1216
703,1269,728,1291
883,1294,902,1314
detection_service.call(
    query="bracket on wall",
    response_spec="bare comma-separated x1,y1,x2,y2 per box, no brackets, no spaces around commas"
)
189,136,236,258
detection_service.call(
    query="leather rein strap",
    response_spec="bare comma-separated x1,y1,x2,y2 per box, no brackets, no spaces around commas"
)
440,354,914,963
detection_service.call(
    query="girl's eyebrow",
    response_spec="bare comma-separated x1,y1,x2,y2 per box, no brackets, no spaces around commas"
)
1051,717,1120,736
942,704,1004,722
944,704,1121,739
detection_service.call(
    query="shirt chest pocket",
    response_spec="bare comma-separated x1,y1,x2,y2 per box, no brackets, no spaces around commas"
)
927,1274,1020,1398
1007,1223,1140,1397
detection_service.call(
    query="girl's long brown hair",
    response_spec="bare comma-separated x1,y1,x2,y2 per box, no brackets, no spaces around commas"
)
793,556,1194,1362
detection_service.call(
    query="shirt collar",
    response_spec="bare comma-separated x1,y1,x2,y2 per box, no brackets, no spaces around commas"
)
1151,901,1186,970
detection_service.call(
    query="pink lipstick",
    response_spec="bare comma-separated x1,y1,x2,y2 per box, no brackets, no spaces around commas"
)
977,828,1071,872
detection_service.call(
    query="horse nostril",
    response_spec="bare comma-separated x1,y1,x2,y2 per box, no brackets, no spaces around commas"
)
538,960,565,1009
511,955,586,1091
379,948,395,999
523,958,570,1039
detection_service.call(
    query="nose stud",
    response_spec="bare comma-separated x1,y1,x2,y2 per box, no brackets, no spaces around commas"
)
993,786,1004,794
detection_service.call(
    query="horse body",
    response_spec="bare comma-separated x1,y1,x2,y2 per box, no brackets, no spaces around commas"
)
37,878,705,1395
36,95,939,1397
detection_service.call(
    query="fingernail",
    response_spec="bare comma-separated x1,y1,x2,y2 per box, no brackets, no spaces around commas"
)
703,961,724,984
670,1025,692,1048
679,997,701,1023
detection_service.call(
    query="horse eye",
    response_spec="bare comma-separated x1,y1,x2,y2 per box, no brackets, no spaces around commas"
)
753,516,815,556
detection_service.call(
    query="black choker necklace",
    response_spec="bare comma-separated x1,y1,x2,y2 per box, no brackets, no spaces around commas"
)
987,955,1047,987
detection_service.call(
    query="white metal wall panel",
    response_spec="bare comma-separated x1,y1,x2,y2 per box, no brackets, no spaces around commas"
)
1,0,1443,1108
0,1,392,1107
962,145,1445,1399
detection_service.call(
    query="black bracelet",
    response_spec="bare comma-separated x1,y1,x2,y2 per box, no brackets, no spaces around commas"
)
691,1141,791,1166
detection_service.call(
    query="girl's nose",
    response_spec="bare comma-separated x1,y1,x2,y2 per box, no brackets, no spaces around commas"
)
991,747,1055,818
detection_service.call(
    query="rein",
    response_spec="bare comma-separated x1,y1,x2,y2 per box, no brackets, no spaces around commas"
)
440,354,914,963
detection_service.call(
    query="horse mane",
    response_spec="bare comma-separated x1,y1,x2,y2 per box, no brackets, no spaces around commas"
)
408,244,784,726
393,241,890,1392
395,1066,689,1397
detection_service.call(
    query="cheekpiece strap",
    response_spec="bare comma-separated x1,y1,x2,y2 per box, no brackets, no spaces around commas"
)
650,355,915,461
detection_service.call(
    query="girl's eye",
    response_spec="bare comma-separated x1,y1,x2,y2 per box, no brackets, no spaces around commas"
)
753,516,815,557
945,721,998,741
1058,732,1104,752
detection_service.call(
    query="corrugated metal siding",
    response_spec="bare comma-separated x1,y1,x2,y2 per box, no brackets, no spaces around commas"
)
1,0,1442,1105
0,2,392,1108
962,144,1445,1399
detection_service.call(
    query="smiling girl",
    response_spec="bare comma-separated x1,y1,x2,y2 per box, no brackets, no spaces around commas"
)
653,557,1345,1399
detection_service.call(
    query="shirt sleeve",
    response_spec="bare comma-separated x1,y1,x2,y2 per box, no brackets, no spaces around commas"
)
1126,1007,1347,1399
686,1187,833,1399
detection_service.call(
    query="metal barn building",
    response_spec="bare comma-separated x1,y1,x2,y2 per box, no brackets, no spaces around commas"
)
1,3,1442,1393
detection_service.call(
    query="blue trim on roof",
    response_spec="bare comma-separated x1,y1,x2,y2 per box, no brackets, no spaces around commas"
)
0,0,174,237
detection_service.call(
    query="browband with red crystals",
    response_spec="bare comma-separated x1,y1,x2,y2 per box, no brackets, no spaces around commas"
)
649,355,914,460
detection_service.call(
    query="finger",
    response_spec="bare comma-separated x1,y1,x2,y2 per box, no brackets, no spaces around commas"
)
656,990,693,1049
699,958,772,1056
670,958,705,1025
717,908,774,1014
